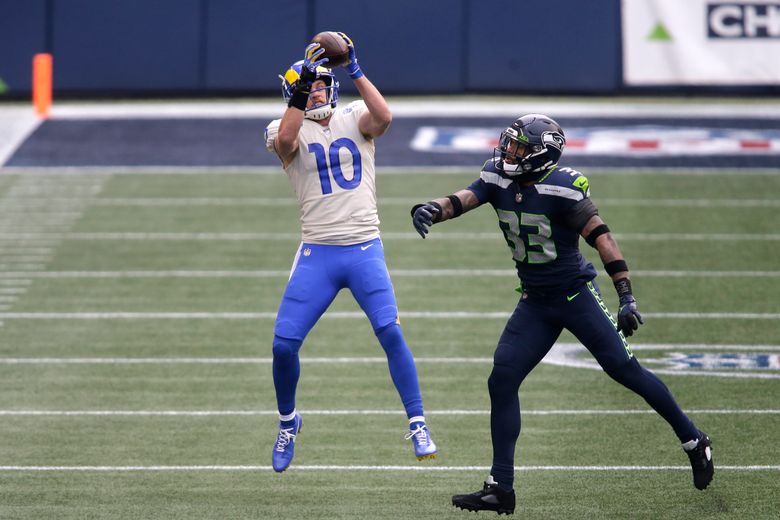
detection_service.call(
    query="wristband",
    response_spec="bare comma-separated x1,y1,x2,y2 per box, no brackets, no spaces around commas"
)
447,195,463,218
288,89,309,111
604,259,628,276
347,63,364,80
613,278,633,298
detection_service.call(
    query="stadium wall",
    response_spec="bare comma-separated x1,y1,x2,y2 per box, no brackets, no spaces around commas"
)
0,0,773,97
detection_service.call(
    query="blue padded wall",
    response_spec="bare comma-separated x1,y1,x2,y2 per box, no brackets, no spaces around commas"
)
52,0,201,91
314,0,466,93
0,0,624,95
466,0,621,92
205,0,308,91
0,0,47,94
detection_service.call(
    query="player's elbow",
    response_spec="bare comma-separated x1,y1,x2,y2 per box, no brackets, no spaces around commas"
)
375,111,392,132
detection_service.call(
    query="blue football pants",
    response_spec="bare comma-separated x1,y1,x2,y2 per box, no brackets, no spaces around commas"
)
272,238,424,419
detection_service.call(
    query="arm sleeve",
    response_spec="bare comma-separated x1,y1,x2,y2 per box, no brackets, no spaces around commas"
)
562,197,599,232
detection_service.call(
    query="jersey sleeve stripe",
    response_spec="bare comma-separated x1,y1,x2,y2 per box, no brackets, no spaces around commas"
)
480,171,513,189
534,184,585,201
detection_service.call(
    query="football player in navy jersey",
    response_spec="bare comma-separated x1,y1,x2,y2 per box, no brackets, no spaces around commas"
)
411,115,714,515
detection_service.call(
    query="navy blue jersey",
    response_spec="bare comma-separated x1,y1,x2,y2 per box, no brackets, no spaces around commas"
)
467,159,597,295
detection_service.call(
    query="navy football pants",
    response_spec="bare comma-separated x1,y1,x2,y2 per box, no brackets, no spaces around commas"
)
488,281,699,489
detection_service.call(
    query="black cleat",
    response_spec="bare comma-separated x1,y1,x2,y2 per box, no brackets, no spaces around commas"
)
452,476,515,515
685,432,714,490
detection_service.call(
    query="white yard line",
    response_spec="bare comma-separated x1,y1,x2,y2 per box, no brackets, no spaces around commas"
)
0,409,775,417
0,464,776,472
0,232,779,241
3,196,779,208
1,166,780,176
0,311,776,319
0,269,777,279
1,343,778,365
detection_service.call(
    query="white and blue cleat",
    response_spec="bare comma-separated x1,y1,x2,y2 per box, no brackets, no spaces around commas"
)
272,413,303,472
406,421,437,460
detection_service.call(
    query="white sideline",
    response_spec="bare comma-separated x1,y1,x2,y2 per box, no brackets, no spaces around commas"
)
38,99,780,119
0,409,776,417
0,464,777,472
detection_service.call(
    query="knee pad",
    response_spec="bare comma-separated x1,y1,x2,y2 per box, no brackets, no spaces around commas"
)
272,336,302,361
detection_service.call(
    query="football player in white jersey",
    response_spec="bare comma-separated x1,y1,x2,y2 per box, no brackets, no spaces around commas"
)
264,32,436,472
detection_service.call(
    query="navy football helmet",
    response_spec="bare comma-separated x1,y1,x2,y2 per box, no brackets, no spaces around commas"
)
279,60,339,120
494,114,566,180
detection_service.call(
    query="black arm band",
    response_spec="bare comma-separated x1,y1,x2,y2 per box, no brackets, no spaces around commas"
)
410,201,443,222
613,277,632,298
447,194,463,218
288,89,309,111
604,259,629,276
585,224,610,248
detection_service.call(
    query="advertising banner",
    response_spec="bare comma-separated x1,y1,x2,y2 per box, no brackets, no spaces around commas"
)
622,0,780,85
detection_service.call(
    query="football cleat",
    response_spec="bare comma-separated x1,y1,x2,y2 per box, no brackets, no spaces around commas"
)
272,413,303,473
684,432,714,490
452,476,516,515
405,422,437,460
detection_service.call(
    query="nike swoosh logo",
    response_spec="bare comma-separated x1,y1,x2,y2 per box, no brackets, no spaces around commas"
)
567,292,580,301
360,244,374,251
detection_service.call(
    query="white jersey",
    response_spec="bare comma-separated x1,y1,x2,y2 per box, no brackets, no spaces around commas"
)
265,100,380,245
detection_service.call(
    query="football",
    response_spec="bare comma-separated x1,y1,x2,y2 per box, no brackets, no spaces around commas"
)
310,31,350,69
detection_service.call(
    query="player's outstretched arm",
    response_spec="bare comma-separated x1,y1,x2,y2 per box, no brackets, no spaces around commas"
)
276,43,327,164
410,190,481,239
581,215,644,336
336,32,392,139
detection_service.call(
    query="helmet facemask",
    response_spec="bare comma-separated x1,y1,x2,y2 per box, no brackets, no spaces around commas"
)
279,61,339,121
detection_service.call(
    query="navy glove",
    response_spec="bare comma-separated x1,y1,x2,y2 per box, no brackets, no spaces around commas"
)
300,42,328,90
615,279,644,337
336,32,363,80
411,203,440,239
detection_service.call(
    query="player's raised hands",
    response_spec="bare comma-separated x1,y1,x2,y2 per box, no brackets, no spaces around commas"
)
300,43,328,87
336,32,363,80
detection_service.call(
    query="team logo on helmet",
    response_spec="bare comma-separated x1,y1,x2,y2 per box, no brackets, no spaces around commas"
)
542,131,565,151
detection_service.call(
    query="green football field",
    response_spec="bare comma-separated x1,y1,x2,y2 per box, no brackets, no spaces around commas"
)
0,169,778,519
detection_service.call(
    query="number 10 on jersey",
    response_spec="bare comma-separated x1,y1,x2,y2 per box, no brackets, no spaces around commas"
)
308,138,362,195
